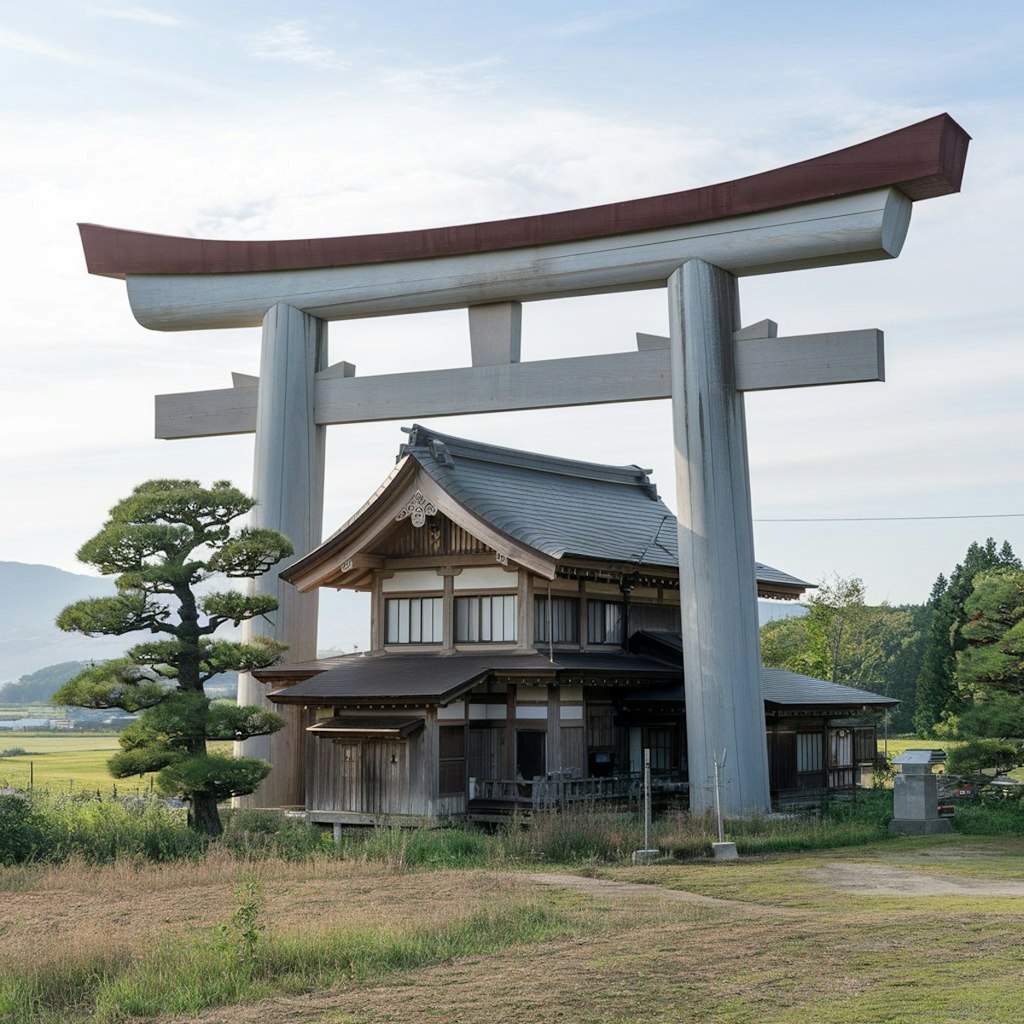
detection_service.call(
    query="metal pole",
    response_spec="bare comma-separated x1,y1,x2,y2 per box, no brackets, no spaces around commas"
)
644,747,652,851
713,750,727,844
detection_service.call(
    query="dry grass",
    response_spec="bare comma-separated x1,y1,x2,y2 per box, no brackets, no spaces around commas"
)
0,850,532,976
3,837,1023,1024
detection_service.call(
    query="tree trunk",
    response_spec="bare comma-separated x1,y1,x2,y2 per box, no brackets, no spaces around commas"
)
189,793,223,837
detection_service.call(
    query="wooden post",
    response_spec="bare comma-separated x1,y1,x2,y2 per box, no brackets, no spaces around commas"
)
236,302,327,808
668,260,770,815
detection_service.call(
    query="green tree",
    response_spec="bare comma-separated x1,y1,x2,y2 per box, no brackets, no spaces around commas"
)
53,480,293,837
913,539,1020,736
953,568,1024,737
759,574,925,727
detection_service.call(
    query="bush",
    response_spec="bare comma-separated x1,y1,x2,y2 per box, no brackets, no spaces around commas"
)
951,798,1024,836
220,810,331,861
19,792,204,864
503,807,643,864
0,794,47,865
947,738,1024,778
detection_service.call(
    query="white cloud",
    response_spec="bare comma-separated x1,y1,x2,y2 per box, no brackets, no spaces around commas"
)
247,20,345,70
0,27,224,95
545,6,662,38
86,4,182,27
377,56,505,96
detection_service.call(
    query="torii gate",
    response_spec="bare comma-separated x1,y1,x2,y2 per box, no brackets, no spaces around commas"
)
79,114,969,815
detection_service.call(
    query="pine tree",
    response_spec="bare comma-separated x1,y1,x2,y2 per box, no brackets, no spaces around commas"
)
53,480,294,836
913,539,1021,736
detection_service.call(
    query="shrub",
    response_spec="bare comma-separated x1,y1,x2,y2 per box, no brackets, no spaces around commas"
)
25,792,204,864
0,794,47,865
503,807,643,864
220,810,330,861
947,738,1024,778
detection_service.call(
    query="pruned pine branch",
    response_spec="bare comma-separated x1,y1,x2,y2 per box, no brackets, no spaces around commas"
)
209,528,294,578
207,703,286,741
57,592,178,638
200,590,279,630
197,637,288,682
53,659,168,712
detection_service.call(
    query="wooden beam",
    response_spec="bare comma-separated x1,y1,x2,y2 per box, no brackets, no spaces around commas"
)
733,328,884,391
468,302,522,366
155,330,884,439
126,189,910,330
733,319,778,340
155,350,669,438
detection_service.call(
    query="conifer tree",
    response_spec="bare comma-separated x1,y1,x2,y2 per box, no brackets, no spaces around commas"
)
913,539,1020,736
54,480,293,836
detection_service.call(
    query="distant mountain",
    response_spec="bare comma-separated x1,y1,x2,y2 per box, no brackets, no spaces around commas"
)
0,660,92,704
0,562,127,682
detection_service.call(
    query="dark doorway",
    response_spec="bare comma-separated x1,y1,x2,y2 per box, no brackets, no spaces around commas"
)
516,731,546,780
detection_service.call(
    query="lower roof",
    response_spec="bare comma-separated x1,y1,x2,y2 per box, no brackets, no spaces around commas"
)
307,716,424,739
263,633,896,711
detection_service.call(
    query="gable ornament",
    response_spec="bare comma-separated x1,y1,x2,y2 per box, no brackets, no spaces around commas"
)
395,489,438,528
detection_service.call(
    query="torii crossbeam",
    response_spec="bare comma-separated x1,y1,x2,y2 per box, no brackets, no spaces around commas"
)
79,114,969,814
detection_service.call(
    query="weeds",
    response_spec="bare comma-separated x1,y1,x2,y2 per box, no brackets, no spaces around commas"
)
225,878,265,967
1,783,1019,872
0,879,582,1024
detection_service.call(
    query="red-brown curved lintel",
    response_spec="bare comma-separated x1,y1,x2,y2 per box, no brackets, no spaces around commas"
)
80,114,969,279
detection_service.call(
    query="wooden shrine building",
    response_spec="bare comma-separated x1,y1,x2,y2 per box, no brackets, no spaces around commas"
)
255,425,896,824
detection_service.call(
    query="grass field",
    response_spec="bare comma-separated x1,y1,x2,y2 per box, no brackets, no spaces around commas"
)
1,837,1022,1023
0,732,232,794
880,737,964,758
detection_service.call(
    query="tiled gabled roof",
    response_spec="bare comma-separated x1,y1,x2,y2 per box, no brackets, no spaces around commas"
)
399,424,809,588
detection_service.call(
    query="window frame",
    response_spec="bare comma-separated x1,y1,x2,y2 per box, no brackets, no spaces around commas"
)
533,594,580,645
454,592,519,644
586,599,624,645
384,593,444,645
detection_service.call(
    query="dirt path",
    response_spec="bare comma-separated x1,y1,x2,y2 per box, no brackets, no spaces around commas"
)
512,869,803,916
808,862,1024,896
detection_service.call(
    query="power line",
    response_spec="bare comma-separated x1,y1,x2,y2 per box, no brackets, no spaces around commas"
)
755,512,1024,523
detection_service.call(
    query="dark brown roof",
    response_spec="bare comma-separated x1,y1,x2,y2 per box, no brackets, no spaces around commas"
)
79,115,968,278
263,636,895,712
630,630,898,709
307,716,423,739
263,649,678,705
265,652,556,705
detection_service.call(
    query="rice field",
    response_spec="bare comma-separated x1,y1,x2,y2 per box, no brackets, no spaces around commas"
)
0,732,232,794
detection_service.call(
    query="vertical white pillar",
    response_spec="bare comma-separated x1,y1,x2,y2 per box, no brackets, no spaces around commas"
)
668,259,770,815
236,302,327,808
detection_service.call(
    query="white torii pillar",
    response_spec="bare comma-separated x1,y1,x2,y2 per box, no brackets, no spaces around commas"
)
669,260,768,814
235,302,327,808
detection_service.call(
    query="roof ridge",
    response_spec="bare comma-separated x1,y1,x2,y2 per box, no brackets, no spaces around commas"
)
401,423,658,494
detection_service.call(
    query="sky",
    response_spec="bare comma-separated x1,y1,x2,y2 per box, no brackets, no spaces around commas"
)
1,0,1022,652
